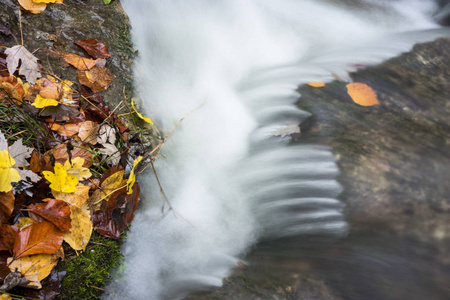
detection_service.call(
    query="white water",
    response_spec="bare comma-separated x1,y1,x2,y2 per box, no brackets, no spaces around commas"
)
106,1,443,299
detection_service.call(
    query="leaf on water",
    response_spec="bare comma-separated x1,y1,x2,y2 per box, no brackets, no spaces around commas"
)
131,99,154,125
12,221,64,260
52,184,90,208
0,76,25,103
17,0,46,14
307,82,325,87
48,122,81,137
7,248,63,290
0,191,14,224
0,224,18,253
27,199,71,232
75,39,112,59
78,121,98,145
77,66,115,92
346,82,380,106
126,156,142,194
64,205,92,251
63,53,98,71
64,157,92,181
0,150,21,192
32,95,59,108
8,139,33,168
42,163,78,193
4,45,41,83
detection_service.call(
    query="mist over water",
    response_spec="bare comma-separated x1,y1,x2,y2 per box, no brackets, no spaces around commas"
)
106,1,444,299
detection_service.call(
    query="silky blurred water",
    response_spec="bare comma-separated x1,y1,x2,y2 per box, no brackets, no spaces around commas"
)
105,1,446,299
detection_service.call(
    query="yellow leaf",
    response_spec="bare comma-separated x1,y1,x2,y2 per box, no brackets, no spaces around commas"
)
33,0,57,3
53,184,90,208
307,82,325,87
64,205,92,251
32,94,59,108
7,248,63,289
346,82,380,106
131,99,154,125
0,150,21,192
43,163,78,193
88,170,126,208
17,0,46,14
64,158,92,181
15,217,35,231
127,156,142,194
0,294,12,300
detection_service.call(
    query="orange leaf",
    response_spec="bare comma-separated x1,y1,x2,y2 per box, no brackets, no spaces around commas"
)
17,0,46,14
346,82,380,106
12,221,64,260
48,123,81,137
63,53,98,71
307,82,325,87
27,199,72,232
0,76,25,103
77,66,115,92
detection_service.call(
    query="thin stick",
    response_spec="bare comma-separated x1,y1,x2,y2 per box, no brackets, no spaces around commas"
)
89,286,115,295
19,10,23,46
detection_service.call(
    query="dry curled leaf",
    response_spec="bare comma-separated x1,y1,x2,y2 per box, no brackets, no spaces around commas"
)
5,45,41,83
346,82,380,106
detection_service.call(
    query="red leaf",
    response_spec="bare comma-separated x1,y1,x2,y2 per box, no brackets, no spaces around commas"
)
0,224,18,253
75,39,112,59
12,221,64,260
28,199,72,232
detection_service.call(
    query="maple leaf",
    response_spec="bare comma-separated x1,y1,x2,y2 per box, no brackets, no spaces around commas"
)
8,139,33,168
12,221,64,260
127,156,142,194
53,184,90,208
7,248,63,289
32,94,59,108
0,150,21,192
131,99,154,125
64,157,92,181
64,205,92,251
346,82,380,106
42,163,78,193
4,45,41,84
16,169,41,184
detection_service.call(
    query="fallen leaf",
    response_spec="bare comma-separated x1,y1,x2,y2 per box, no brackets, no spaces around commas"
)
64,158,92,181
8,139,33,168
27,199,71,232
0,150,21,192
39,104,80,122
17,169,41,184
7,248,63,289
77,66,115,92
12,221,64,260
33,0,58,3
346,82,380,106
52,184,90,208
42,143,94,169
89,170,125,206
48,123,81,137
4,45,41,83
131,99,154,125
43,163,78,193
0,224,18,253
15,217,35,231
126,156,142,194
64,205,92,251
0,294,11,300
98,143,120,166
63,53,97,71
78,121,98,145
22,269,66,300
32,95,59,108
0,76,25,103
0,191,14,223
307,82,325,87
97,124,116,146
17,0,46,14
75,39,112,59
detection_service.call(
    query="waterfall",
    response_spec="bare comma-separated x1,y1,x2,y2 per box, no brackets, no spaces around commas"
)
105,1,443,299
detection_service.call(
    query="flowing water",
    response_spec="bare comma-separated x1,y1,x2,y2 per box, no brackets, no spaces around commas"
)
106,1,448,299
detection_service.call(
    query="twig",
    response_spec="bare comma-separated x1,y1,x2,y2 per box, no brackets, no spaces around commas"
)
19,10,23,46
89,286,115,295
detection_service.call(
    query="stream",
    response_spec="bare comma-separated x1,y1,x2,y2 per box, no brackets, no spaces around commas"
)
105,1,449,299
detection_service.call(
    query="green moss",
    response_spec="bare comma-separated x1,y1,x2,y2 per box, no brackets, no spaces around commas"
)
57,232,124,300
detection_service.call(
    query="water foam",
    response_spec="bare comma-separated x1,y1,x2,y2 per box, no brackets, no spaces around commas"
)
105,1,443,299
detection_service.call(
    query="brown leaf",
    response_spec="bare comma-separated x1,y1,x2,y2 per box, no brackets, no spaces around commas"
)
27,199,71,232
0,252,10,281
0,76,25,103
23,269,66,300
43,143,94,169
12,221,64,260
0,54,9,77
77,66,115,92
48,123,81,137
63,53,98,71
0,224,18,253
39,105,81,123
346,82,380,106
0,191,14,224
75,39,112,59
78,121,98,145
